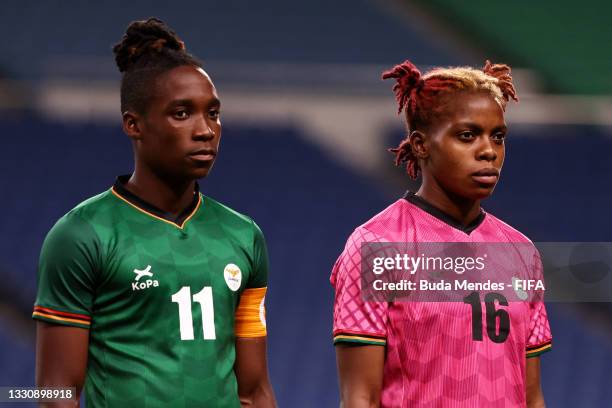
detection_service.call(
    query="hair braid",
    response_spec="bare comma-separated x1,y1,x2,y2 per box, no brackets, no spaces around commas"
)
482,60,519,104
388,138,418,179
381,60,423,115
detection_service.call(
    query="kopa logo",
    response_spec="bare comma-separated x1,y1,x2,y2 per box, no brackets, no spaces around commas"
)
132,265,159,291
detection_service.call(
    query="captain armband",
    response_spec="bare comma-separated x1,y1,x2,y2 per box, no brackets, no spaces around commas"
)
235,287,267,338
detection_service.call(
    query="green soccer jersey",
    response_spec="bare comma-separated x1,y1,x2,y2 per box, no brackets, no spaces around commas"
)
33,177,269,407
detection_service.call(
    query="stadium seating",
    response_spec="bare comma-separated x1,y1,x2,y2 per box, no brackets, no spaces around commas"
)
0,0,460,82
1,117,611,406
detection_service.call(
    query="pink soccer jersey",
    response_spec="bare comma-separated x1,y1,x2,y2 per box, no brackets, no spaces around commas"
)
331,192,552,407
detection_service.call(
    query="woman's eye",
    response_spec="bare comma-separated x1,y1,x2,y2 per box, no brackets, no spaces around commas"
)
174,110,189,120
209,109,220,119
492,132,506,142
458,131,474,140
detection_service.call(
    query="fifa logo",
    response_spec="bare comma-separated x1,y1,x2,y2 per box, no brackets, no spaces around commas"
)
132,265,160,291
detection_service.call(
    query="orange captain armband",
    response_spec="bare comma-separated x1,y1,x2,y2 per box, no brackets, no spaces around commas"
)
235,287,267,338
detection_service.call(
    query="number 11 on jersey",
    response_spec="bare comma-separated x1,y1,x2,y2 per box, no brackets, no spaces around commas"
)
171,286,216,340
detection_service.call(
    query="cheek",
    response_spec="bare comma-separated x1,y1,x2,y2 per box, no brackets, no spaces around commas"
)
431,142,470,174
144,119,172,143
213,124,222,146
497,145,505,167
158,123,189,148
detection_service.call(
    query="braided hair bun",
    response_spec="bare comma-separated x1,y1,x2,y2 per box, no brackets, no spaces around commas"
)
113,18,187,73
112,18,202,113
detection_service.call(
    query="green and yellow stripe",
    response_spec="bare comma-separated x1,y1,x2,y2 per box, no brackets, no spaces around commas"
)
32,306,91,329
526,341,552,358
333,331,386,346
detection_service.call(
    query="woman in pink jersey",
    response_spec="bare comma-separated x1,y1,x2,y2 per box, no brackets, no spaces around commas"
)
331,61,551,407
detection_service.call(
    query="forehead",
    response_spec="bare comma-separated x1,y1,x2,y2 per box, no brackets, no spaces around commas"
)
151,65,218,105
440,91,504,125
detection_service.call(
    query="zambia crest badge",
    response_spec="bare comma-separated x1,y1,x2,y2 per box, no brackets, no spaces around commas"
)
224,263,242,292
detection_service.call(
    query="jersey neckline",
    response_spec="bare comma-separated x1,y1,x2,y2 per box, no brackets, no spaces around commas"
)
403,191,485,235
111,175,202,229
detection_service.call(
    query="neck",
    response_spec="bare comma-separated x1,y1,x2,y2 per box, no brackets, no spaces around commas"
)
417,177,481,227
125,162,196,217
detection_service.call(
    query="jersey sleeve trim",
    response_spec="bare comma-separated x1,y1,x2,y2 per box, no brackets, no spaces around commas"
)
333,330,386,346
235,287,267,338
32,306,91,329
526,341,552,358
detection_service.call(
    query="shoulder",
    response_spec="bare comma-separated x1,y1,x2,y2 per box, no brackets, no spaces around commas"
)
348,199,407,243
40,192,114,267
337,200,406,257
361,199,406,229
483,211,533,243
61,189,117,225
201,195,263,236
47,190,114,238
332,202,402,286
202,195,257,225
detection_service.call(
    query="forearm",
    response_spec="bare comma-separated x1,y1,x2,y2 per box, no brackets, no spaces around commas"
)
36,373,84,402
239,380,276,407
235,336,275,407
36,323,88,408
38,400,79,408
336,345,384,408
526,393,546,408
526,356,545,408
340,393,380,408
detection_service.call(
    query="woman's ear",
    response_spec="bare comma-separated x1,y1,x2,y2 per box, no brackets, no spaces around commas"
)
122,111,143,141
409,130,428,159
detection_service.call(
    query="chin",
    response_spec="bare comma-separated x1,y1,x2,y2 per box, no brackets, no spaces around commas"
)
192,169,211,179
190,163,215,179
473,186,497,200
452,184,495,201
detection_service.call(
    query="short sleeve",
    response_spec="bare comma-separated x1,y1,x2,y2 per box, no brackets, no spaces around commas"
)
331,228,388,346
235,220,268,338
526,252,552,357
32,213,100,329
247,220,268,289
526,302,552,357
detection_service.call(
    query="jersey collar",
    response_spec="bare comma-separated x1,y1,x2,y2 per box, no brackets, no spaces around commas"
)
112,175,201,229
403,191,485,235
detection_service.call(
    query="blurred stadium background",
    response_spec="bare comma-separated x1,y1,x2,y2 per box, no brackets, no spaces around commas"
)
1,0,611,406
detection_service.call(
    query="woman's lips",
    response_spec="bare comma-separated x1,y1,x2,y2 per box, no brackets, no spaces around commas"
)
189,153,216,161
471,169,499,185
471,175,498,184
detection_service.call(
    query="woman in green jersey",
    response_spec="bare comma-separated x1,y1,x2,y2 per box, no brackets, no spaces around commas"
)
34,18,276,407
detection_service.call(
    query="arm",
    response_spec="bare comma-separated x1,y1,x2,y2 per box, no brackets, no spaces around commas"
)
33,214,98,407
525,256,550,408
36,322,89,408
526,357,545,408
234,337,276,407
336,344,385,408
234,222,275,406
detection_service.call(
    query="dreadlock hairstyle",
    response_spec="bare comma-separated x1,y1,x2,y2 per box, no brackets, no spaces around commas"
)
113,18,202,114
382,60,518,179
